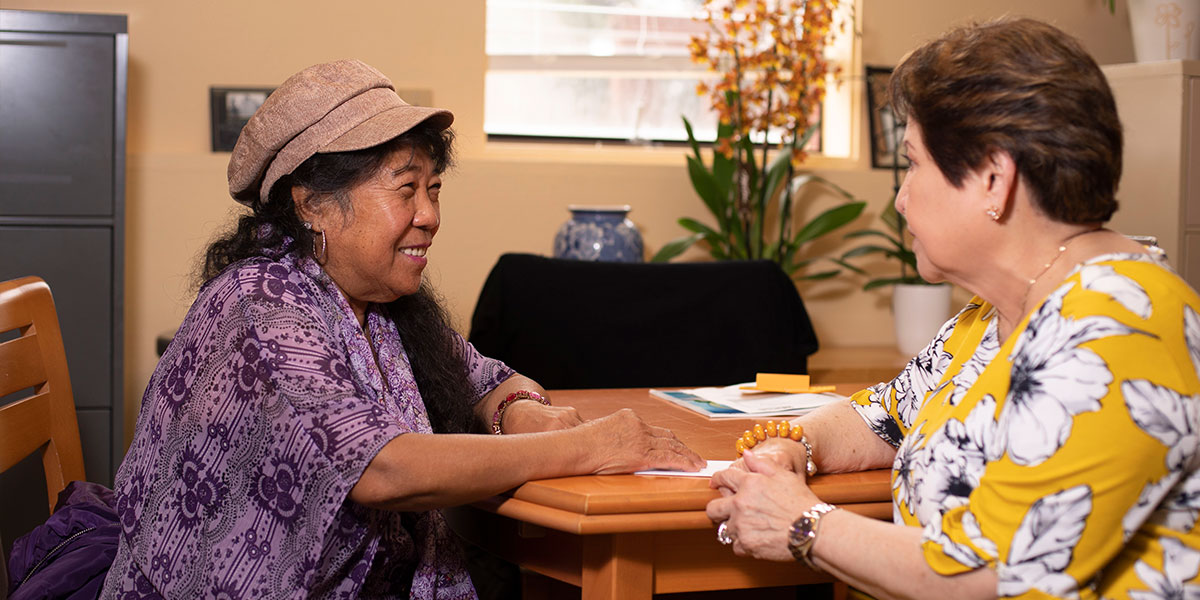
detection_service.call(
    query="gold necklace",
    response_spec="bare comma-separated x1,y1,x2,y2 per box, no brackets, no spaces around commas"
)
1022,228,1100,314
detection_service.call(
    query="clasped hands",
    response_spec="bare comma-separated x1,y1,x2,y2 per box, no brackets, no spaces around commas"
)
707,438,822,561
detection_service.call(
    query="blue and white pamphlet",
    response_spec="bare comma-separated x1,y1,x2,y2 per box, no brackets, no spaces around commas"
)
650,383,843,419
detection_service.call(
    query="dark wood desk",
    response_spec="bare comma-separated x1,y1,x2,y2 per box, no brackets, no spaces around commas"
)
446,386,892,600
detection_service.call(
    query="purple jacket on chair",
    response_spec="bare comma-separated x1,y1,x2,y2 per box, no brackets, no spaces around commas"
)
7,481,120,600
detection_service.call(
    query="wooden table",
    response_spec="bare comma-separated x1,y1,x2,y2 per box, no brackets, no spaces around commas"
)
445,386,892,600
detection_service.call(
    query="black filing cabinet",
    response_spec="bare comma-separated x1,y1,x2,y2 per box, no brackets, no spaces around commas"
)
0,9,127,552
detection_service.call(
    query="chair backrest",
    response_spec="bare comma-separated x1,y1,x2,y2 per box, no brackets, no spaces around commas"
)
468,254,819,389
0,528,6,600
0,276,85,515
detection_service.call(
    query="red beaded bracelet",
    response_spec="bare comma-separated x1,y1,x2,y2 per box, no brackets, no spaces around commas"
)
491,390,550,434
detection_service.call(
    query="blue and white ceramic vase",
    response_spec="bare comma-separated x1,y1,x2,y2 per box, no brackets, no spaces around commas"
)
552,205,644,262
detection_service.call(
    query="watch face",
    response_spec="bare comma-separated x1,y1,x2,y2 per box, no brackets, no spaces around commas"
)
789,504,837,563
798,516,818,537
788,516,818,561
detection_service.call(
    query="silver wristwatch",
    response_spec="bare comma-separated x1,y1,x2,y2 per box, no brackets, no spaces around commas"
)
788,502,838,567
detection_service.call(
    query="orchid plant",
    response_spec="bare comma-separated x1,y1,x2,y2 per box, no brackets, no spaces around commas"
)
652,0,865,280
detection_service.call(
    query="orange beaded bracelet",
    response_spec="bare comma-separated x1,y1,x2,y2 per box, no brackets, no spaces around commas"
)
735,420,816,476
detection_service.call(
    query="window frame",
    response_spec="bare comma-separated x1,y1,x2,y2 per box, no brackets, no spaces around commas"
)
481,0,865,169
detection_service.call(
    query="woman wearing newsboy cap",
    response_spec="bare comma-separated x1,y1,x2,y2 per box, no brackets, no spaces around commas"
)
100,59,702,599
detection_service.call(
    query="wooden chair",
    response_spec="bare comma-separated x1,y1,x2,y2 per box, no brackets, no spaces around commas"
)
0,276,86,592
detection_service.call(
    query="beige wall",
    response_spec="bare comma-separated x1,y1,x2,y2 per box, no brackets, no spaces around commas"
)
3,0,1134,443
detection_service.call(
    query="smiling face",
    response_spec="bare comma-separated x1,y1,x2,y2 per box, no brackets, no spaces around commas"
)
299,146,442,323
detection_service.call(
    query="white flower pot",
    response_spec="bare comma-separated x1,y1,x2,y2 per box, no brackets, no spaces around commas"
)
892,283,952,356
1128,0,1200,62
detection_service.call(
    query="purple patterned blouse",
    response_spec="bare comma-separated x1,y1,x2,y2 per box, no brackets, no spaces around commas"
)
100,251,514,599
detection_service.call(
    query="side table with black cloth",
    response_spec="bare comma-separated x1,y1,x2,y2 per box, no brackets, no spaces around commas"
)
468,254,819,389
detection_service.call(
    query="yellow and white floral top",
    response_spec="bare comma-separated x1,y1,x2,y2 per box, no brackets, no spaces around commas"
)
851,252,1200,599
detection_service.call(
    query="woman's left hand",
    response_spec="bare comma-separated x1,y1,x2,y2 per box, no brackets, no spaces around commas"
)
706,450,820,561
501,400,584,434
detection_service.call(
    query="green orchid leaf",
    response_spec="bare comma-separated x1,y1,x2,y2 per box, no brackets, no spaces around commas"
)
785,255,851,280
880,202,905,235
797,268,841,281
678,218,731,259
749,217,764,258
840,234,902,255
829,257,868,275
726,208,748,259
678,217,722,238
796,121,820,148
729,241,749,260
763,242,780,261
682,116,702,165
686,155,727,229
676,219,720,256
712,120,735,199
840,244,901,260
791,201,867,246
843,230,905,252
790,172,858,201
763,144,793,205
789,173,815,195
650,233,705,262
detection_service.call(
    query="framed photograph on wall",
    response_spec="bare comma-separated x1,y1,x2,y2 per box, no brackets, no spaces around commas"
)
210,87,274,152
865,66,908,170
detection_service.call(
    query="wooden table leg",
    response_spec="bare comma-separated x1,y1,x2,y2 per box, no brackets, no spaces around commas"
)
581,532,654,600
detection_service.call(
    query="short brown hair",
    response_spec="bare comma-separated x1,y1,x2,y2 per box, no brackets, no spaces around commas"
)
888,17,1122,223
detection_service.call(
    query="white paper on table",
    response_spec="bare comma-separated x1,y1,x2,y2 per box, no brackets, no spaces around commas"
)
634,460,734,477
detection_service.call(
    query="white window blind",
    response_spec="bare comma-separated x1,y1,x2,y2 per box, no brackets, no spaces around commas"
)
485,0,855,156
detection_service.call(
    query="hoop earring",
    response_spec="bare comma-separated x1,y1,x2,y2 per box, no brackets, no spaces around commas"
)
313,230,327,263
986,207,1001,221
302,222,327,263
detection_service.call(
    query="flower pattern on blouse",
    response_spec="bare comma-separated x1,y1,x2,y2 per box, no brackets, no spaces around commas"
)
1130,537,1200,600
100,251,513,599
851,252,1200,599
997,485,1092,598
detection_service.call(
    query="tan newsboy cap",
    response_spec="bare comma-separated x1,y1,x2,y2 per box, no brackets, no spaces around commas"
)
228,59,454,206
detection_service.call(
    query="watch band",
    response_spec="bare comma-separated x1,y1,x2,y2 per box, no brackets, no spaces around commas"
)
788,502,838,568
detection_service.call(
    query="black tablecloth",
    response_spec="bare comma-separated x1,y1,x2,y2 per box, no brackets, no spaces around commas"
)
468,254,819,389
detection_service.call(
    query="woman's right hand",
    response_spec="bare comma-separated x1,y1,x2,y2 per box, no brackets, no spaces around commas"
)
730,437,807,474
579,409,705,474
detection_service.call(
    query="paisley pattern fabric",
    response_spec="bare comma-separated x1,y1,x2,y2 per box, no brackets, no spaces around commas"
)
100,251,513,599
851,252,1200,599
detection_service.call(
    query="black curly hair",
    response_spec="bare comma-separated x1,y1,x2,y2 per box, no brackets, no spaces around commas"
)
200,122,476,434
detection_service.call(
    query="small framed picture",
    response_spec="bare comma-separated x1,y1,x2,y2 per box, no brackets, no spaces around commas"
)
865,66,908,170
210,87,274,152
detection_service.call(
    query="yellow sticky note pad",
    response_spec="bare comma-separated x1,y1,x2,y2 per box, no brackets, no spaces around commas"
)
757,373,809,389
739,373,836,394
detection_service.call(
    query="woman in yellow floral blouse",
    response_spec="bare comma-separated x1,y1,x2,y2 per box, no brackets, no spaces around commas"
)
706,17,1200,600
